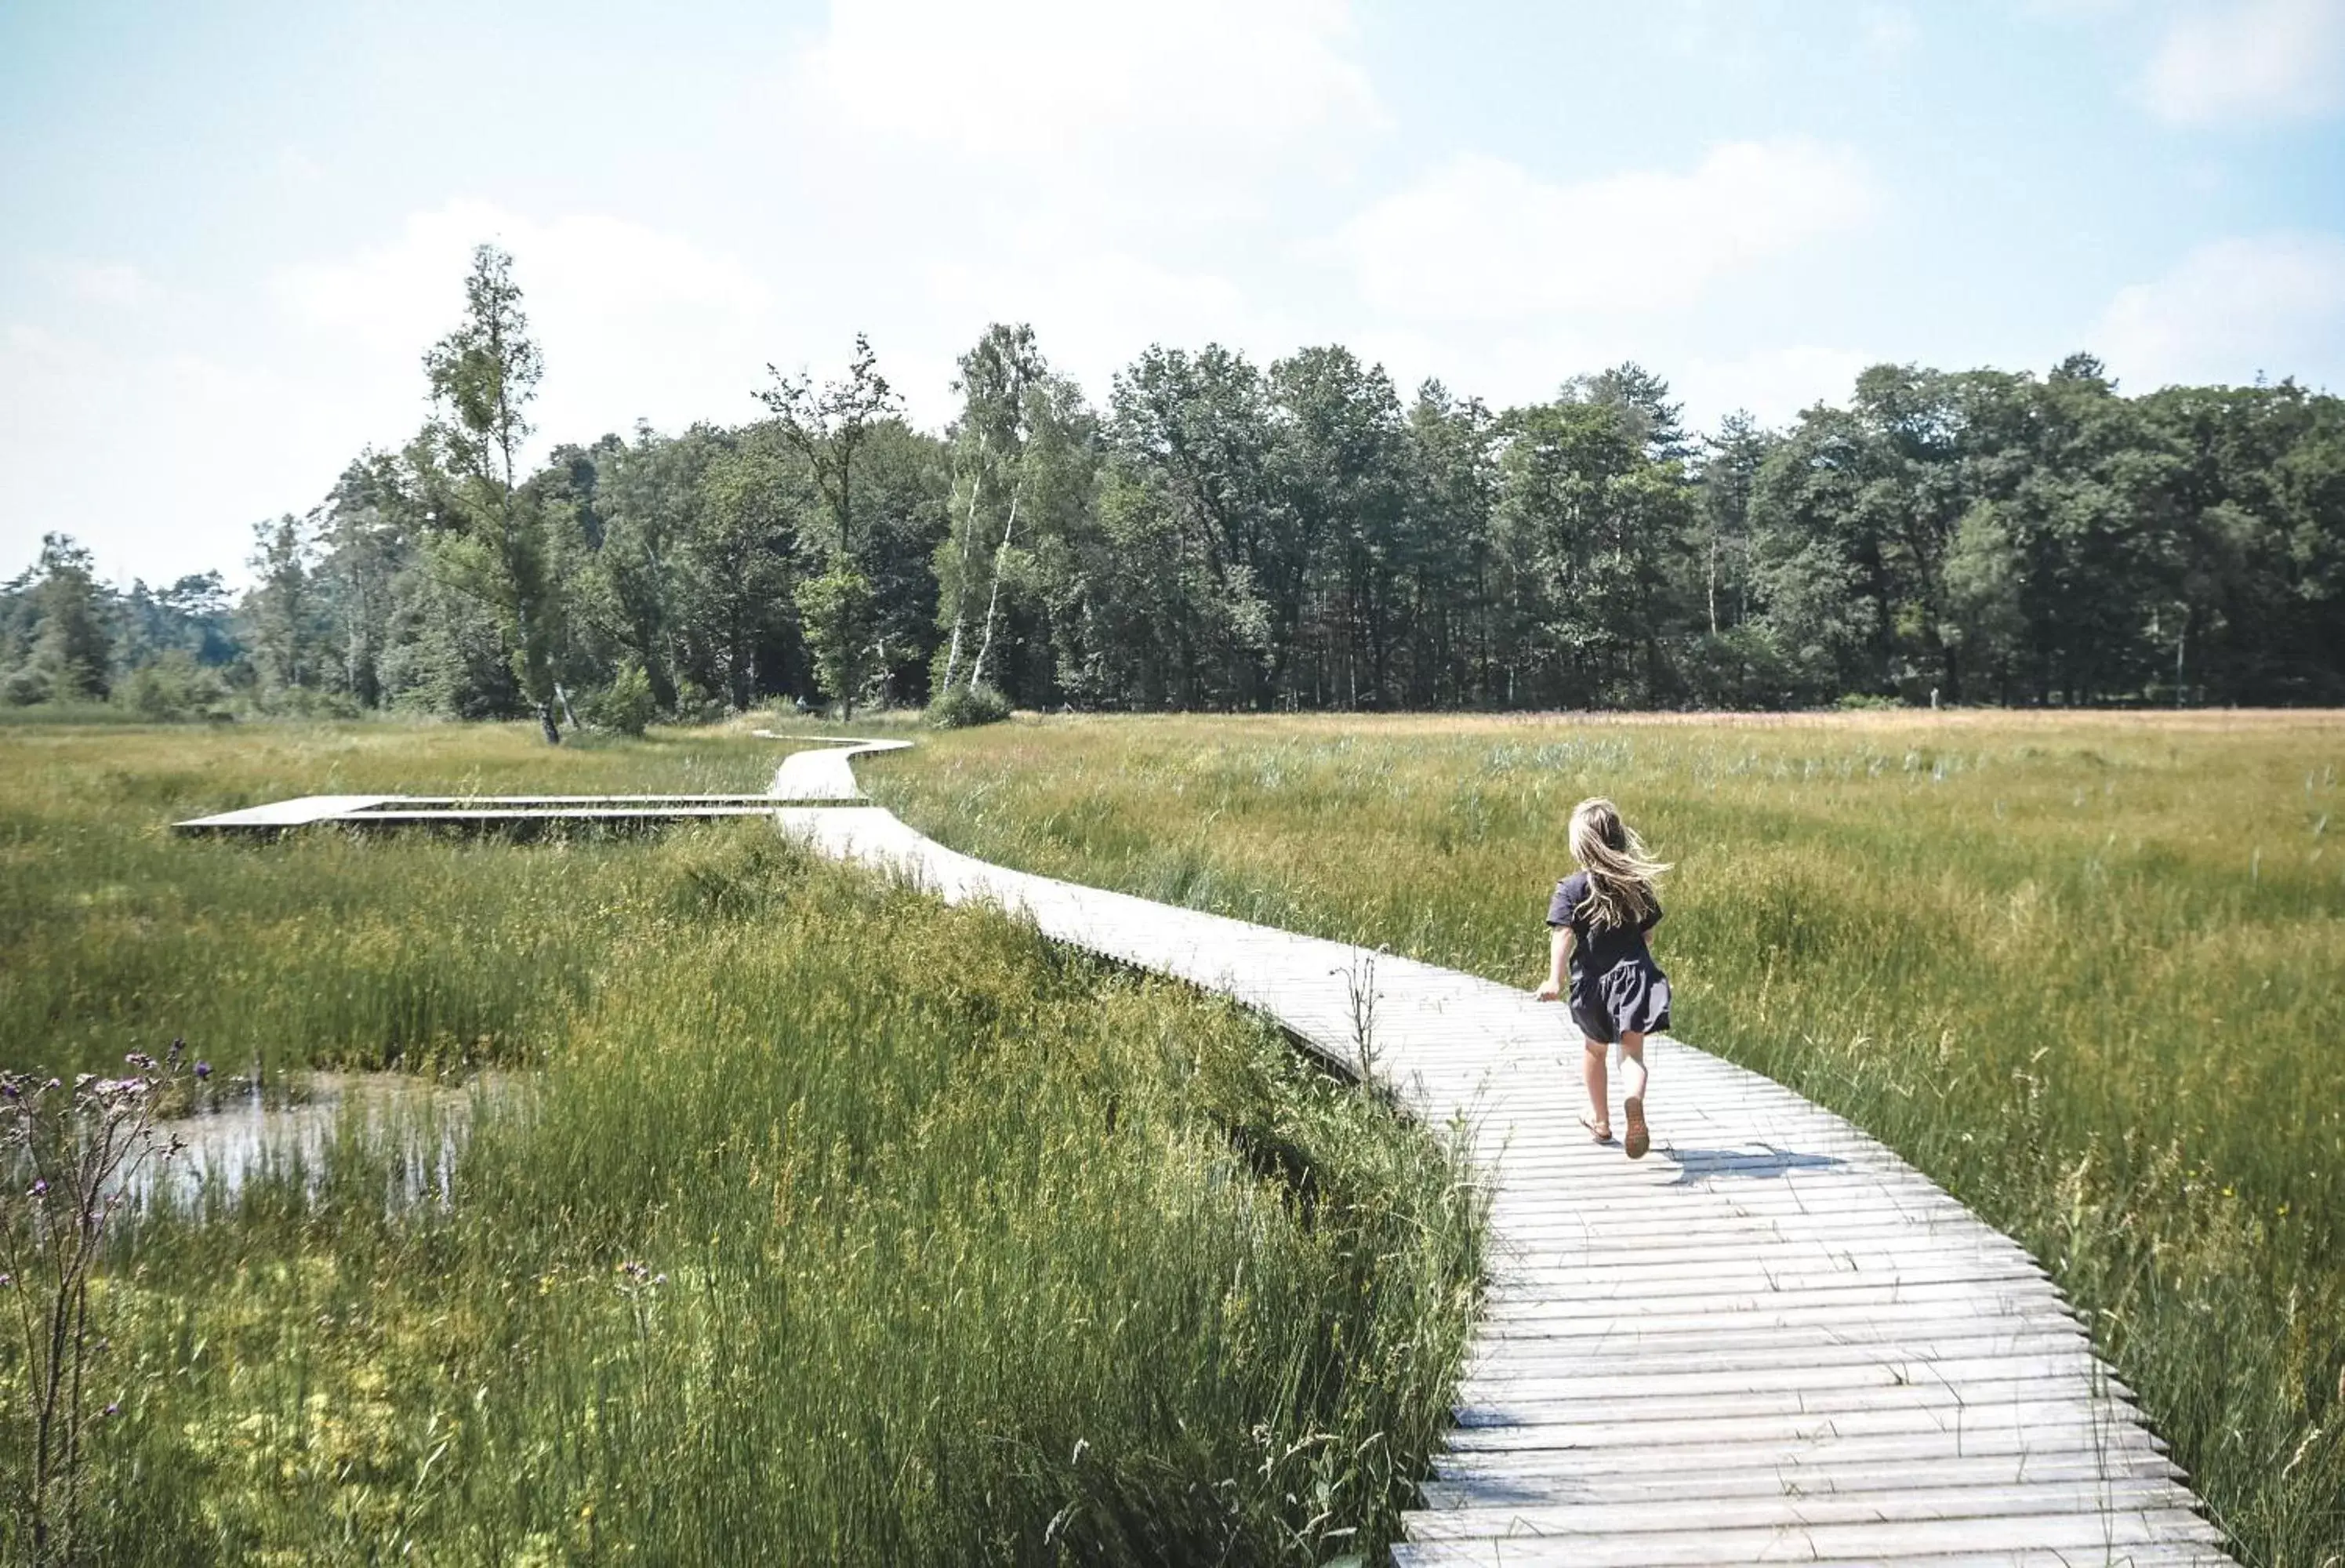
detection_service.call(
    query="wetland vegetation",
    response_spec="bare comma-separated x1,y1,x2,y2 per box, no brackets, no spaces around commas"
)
0,720,1480,1564
873,708,2345,1567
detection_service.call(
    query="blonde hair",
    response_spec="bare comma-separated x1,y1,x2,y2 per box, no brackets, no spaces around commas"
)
1567,797,1669,931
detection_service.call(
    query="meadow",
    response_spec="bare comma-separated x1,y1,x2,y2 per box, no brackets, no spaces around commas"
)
869,710,2345,1568
0,720,1481,1564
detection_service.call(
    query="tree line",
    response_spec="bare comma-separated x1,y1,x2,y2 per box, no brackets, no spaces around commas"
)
7,243,2341,731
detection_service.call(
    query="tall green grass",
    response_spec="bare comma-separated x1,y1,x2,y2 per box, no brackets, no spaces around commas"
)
0,720,779,1078
0,720,1482,1563
871,711,2345,1567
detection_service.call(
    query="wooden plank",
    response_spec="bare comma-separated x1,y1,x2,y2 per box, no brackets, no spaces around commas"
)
1454,1377,2141,1432
1468,1329,2096,1374
1458,1351,2118,1405
1401,1477,2201,1537
1387,1510,2223,1566
1490,1234,2037,1274
1431,1425,2173,1484
174,793,397,830
1414,1449,2181,1510
1476,1298,2085,1341
1440,1396,2155,1454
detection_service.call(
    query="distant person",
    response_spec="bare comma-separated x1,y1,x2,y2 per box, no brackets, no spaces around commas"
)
1534,798,1672,1160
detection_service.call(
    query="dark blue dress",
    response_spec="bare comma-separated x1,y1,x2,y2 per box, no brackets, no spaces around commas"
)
1546,870,1672,1044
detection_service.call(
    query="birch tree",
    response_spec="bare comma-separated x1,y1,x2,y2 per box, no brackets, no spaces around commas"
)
947,324,1045,694
418,244,566,742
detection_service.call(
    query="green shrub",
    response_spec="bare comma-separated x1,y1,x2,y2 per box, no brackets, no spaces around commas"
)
118,652,231,721
2,663,52,707
591,662,659,735
927,681,1011,728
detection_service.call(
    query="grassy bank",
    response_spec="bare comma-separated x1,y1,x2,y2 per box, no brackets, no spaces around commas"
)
870,710,2345,1566
0,720,1481,1563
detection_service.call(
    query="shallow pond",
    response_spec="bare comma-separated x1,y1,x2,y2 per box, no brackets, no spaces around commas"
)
137,1070,506,1207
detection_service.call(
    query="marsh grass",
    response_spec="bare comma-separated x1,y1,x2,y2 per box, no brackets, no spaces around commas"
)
873,710,2345,1566
0,718,1480,1563
0,720,779,1079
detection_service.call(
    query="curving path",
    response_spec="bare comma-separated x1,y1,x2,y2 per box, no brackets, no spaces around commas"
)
776,739,2236,1567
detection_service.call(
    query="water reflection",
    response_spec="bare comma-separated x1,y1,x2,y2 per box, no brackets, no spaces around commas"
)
138,1071,506,1209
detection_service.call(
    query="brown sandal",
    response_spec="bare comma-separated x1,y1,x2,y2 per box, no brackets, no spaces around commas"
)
1581,1116,1614,1145
1624,1096,1650,1160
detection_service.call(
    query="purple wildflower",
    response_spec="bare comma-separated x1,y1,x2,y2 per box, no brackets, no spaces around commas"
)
28,1179,46,1198
102,1403,118,1419
194,1061,212,1081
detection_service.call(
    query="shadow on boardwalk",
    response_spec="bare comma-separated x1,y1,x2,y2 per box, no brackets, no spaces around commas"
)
1660,1145,1848,1186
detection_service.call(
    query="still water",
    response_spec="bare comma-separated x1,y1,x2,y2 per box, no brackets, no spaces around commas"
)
134,1070,506,1208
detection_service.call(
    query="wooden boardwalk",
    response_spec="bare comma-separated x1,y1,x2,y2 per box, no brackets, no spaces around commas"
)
778,741,2236,1568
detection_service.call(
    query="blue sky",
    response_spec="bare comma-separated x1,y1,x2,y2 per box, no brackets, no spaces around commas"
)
4,0,2342,583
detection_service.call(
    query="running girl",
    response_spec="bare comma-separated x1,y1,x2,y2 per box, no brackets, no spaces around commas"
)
1534,797,1672,1160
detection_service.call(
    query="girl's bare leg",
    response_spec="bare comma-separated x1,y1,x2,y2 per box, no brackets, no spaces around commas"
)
1581,1038,1611,1138
1620,1031,1650,1159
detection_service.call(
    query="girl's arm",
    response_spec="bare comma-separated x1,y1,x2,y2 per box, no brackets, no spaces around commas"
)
1534,926,1572,1000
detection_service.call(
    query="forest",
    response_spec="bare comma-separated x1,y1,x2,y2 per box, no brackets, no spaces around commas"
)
6,243,2342,732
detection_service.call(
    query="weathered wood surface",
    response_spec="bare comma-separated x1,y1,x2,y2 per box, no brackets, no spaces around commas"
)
173,794,401,830
175,783,872,834
762,735,902,800
776,740,2236,1568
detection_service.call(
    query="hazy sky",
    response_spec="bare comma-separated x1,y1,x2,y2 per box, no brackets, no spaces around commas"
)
4,0,2342,584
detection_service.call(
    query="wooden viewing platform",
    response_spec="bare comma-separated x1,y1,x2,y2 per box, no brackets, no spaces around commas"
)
172,736,893,834
775,740,2238,1567
172,794,830,833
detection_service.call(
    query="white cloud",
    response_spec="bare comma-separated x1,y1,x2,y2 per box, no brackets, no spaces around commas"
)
275,201,781,451
1676,344,1876,428
278,201,770,354
2144,0,2345,124
0,203,801,583
26,259,159,310
0,323,336,583
2024,0,2136,18
1335,140,1875,322
747,0,1388,422
63,263,157,309
1860,4,1922,60
922,245,1264,401
790,0,1378,166
2096,231,2345,388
